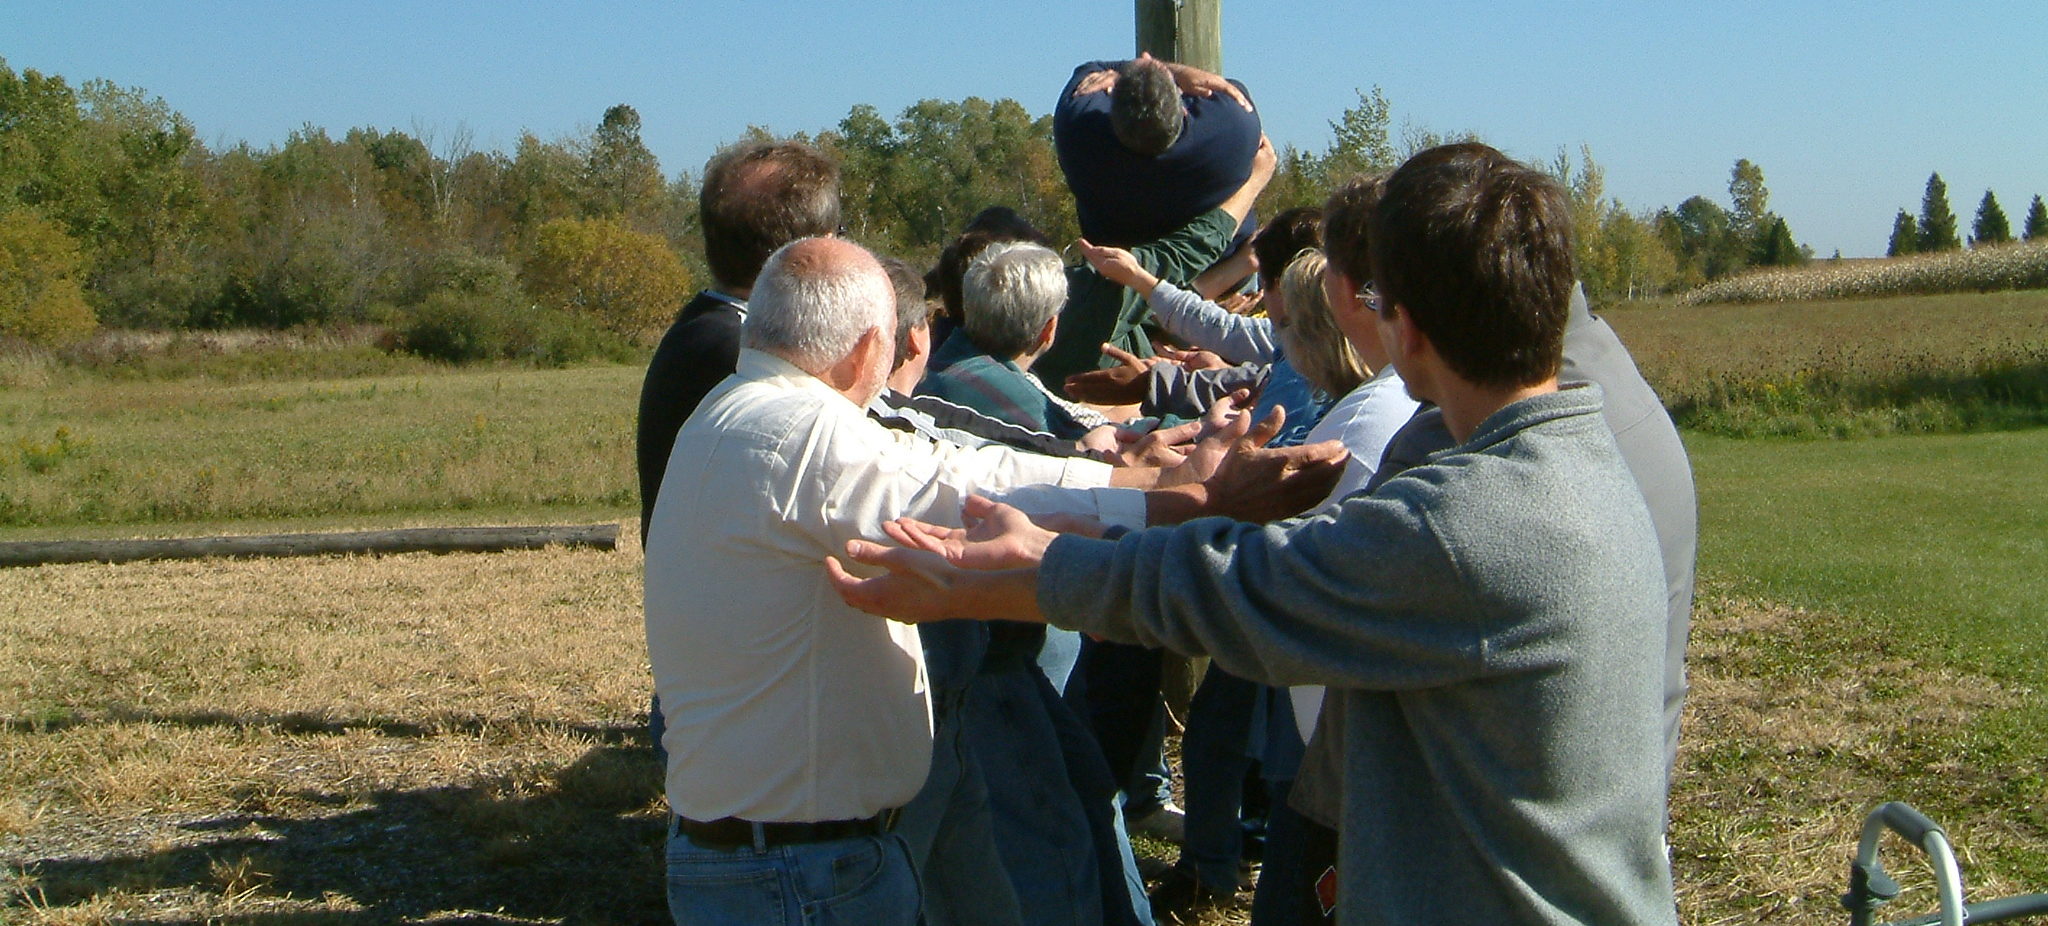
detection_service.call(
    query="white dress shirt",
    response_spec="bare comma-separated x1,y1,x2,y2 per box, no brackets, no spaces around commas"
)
646,349,1141,823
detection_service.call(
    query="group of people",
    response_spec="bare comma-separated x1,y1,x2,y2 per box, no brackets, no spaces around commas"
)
638,53,1697,926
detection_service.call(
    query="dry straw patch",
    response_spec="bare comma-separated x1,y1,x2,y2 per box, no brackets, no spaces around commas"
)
2,530,669,922
6,536,2044,923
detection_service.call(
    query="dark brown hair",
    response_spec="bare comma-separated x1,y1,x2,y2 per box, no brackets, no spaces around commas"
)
1320,175,1386,286
1366,143,1574,389
1251,206,1324,288
699,140,841,291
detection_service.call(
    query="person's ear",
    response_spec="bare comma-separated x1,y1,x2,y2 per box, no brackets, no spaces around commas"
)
1037,316,1059,353
909,322,932,361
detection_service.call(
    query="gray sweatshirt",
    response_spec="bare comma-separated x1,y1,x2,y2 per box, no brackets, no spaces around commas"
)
1039,386,1678,926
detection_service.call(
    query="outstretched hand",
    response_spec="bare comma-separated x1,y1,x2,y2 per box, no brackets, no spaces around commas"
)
1154,345,1229,371
880,495,1069,570
1064,343,1158,405
827,496,1060,625
826,542,972,624
1204,429,1350,524
1077,239,1156,293
1073,68,1118,97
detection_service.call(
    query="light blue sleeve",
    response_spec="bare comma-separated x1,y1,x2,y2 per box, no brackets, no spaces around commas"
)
1147,280,1278,364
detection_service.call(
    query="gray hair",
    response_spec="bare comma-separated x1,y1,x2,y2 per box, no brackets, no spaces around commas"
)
962,241,1067,359
1110,58,1183,157
743,237,894,374
878,256,932,367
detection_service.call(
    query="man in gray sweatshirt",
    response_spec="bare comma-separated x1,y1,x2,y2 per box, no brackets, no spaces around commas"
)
827,142,1679,925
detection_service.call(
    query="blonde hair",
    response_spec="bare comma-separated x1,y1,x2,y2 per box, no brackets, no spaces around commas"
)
1277,249,1367,396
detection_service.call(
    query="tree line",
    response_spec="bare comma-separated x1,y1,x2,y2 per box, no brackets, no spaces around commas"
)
1887,173,2047,257
4,58,1842,354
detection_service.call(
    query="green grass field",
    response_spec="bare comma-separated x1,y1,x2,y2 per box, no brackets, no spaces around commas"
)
1678,430,2048,919
1605,289,2048,437
0,365,641,534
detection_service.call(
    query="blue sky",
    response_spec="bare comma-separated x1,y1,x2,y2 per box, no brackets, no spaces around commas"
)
9,1,2044,257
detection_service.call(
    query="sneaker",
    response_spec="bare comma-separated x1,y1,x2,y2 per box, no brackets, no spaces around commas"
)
1148,866,1235,923
1127,801,1187,845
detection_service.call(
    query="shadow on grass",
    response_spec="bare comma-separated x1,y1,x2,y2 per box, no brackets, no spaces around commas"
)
1669,357,2048,438
3,708,639,745
11,744,668,924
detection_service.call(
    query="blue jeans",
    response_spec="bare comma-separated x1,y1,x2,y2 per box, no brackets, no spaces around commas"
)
665,827,920,926
898,684,1025,926
1181,666,1308,892
1072,639,1171,815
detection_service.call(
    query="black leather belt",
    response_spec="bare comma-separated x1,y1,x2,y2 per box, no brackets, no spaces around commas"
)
676,809,900,850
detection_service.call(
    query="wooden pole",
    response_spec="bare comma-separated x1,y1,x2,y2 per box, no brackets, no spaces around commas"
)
1135,0,1222,72
0,523,620,568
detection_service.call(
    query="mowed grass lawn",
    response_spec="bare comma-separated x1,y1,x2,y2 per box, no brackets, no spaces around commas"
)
0,364,643,537
5,293,2048,922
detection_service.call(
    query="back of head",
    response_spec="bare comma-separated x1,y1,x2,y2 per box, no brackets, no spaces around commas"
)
1252,206,1325,288
1109,58,1184,158
744,237,893,374
700,140,842,292
877,255,931,366
1367,143,1574,390
1275,250,1366,396
961,241,1068,359
1320,175,1386,286
964,206,1052,245
930,228,1017,321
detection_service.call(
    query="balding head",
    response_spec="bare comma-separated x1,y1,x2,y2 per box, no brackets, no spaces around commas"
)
700,140,841,292
744,237,895,383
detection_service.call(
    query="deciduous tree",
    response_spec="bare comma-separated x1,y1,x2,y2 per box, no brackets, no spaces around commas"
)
584,104,665,227
1727,158,1770,246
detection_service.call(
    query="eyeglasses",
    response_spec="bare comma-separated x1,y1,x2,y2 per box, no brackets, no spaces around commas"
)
1356,281,1384,315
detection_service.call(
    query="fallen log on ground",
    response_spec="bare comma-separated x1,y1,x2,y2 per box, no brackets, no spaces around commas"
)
0,523,620,568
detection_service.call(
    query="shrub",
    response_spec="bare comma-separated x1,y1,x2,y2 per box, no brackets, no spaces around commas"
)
407,250,524,306
395,291,635,366
0,208,98,344
522,217,690,341
397,291,518,363
1679,240,2048,305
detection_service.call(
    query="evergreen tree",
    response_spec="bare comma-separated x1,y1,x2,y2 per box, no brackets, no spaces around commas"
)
1888,210,1918,256
1753,215,1803,267
2024,195,2048,241
1971,190,2012,247
1917,172,1962,252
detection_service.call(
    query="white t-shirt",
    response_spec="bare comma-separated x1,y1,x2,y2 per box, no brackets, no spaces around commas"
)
1290,365,1419,739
